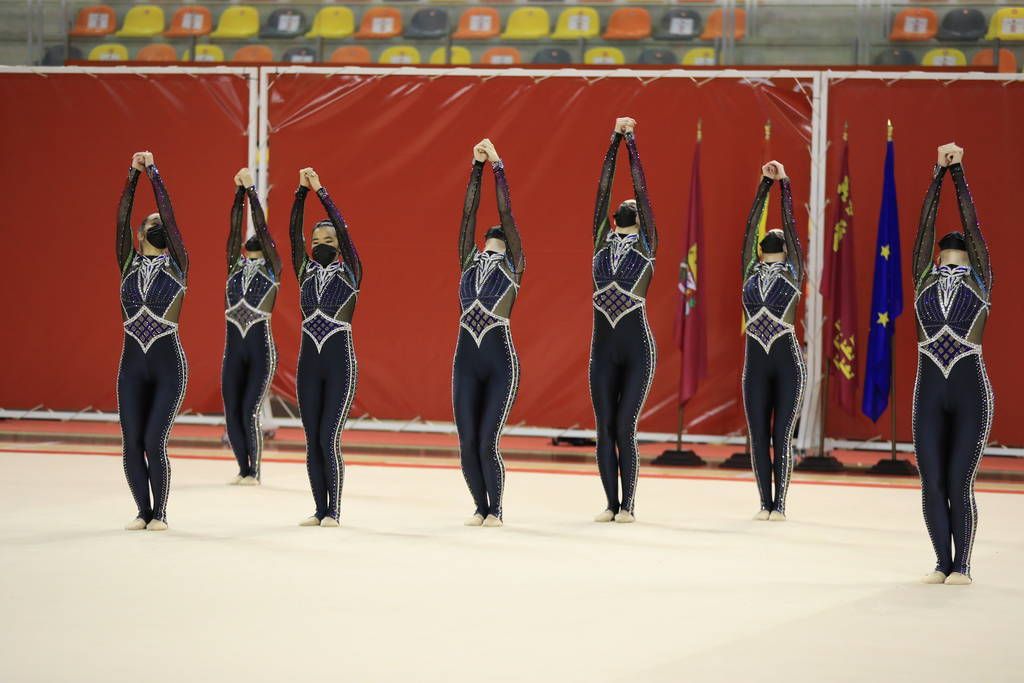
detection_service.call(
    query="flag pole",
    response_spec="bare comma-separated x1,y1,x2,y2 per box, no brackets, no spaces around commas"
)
868,119,918,476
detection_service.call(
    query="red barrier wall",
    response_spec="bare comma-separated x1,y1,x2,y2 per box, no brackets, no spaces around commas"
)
823,78,1024,445
264,72,813,434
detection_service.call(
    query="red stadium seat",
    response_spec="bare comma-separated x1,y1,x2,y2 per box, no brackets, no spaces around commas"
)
164,6,213,38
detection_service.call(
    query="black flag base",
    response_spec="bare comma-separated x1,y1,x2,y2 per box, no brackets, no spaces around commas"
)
868,457,919,476
719,451,752,469
795,454,845,473
551,436,596,447
652,449,706,467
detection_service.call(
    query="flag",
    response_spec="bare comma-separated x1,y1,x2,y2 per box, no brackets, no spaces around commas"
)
675,136,707,405
862,137,903,422
821,137,858,413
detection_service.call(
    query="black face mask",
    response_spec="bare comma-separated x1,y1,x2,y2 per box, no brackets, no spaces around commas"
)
244,235,262,252
938,231,967,252
312,243,338,267
760,233,785,254
145,224,167,250
613,203,637,229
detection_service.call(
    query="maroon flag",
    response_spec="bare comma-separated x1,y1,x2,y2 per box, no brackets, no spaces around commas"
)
820,136,858,413
675,136,707,406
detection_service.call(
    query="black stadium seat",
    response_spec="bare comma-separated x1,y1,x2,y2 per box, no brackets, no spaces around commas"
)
405,9,450,39
532,47,572,64
937,8,987,42
655,9,702,41
873,48,916,66
282,46,317,63
261,8,307,39
41,44,83,65
638,48,678,65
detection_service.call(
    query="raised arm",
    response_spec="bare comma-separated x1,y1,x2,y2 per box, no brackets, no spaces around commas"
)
459,153,485,271
228,185,245,272
290,173,310,279
949,161,991,293
778,176,803,284
912,164,946,288
593,131,623,250
116,156,144,275
624,131,657,257
743,176,774,280
144,153,188,278
248,187,282,280
315,185,361,287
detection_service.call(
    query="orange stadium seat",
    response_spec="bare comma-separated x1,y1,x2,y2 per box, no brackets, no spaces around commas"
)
164,6,213,38
453,8,501,40
329,46,372,64
355,8,403,39
972,47,1018,73
603,8,651,40
231,44,274,63
700,9,745,40
135,43,177,62
480,46,521,64
889,8,938,41
69,5,117,37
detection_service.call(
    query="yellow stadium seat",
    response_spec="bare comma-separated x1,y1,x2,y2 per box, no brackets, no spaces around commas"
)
921,48,966,67
210,6,259,40
379,46,421,64
552,8,600,40
500,7,550,40
306,7,355,39
116,5,165,38
682,47,715,65
986,8,1024,41
584,47,624,65
183,44,225,62
429,46,472,64
88,43,128,61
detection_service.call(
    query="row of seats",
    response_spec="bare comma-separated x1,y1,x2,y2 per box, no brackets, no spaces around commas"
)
876,46,1020,72
889,7,1024,42
69,4,742,42
78,41,717,65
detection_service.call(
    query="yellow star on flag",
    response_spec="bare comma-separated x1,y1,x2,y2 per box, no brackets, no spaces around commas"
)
877,311,890,327
880,244,891,260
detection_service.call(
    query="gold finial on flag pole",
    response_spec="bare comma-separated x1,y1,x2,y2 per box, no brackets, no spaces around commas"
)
843,120,849,142
887,118,893,141
696,118,702,143
764,119,772,141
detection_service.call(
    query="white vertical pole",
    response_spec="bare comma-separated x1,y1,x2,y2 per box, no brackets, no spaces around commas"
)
245,67,258,239
257,67,271,210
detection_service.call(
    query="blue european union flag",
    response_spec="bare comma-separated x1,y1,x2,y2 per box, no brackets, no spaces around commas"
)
862,139,903,422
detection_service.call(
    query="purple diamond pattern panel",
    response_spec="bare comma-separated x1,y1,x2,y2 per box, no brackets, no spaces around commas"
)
593,286,641,327
226,302,268,337
302,311,348,352
124,308,175,352
746,313,788,351
922,331,973,375
460,303,506,345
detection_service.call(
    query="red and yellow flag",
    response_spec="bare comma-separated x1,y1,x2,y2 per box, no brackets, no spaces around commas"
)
675,127,707,406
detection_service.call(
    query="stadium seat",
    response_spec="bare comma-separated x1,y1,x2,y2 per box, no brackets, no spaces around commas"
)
329,45,371,63
305,7,355,40
584,47,624,65
972,47,1018,72
873,48,916,65
429,46,471,64
552,8,600,40
136,43,177,61
453,8,500,40
282,46,317,63
231,44,273,63
501,8,550,40
183,44,225,62
682,47,715,65
655,9,701,40
261,9,307,39
532,47,571,64
69,5,116,37
379,46,421,64
116,6,165,38
638,47,677,64
431,0,468,5
921,48,966,66
889,8,937,41
480,46,521,64
937,8,987,41
164,6,212,38
406,9,450,39
701,9,745,40
986,8,1024,41
87,43,128,61
356,8,403,39
603,8,651,40
40,44,83,65
210,6,259,40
